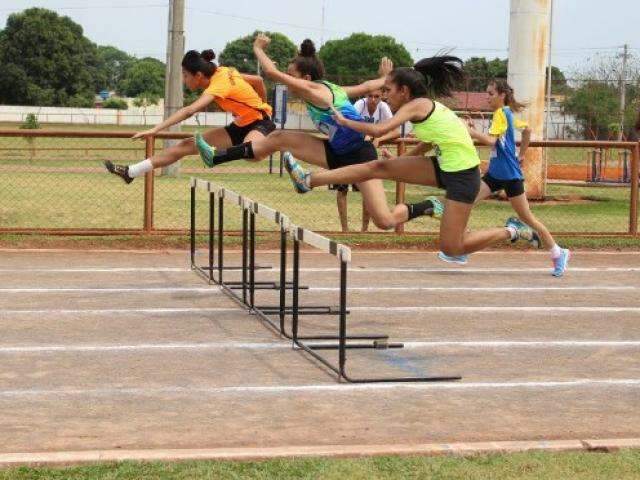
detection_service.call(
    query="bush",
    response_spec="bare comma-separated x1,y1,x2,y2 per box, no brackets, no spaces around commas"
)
20,113,40,129
102,97,129,110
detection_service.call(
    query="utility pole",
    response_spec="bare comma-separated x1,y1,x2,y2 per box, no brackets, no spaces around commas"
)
618,43,629,141
545,0,554,140
161,0,185,176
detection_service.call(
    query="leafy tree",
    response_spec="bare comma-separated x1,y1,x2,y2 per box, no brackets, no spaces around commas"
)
118,57,165,98
102,97,129,110
564,81,638,139
97,46,134,92
319,33,413,85
463,57,508,91
133,92,159,124
0,8,100,106
220,31,297,74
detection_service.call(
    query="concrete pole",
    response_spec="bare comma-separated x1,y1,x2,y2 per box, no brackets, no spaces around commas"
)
161,0,185,177
508,0,551,199
618,44,629,141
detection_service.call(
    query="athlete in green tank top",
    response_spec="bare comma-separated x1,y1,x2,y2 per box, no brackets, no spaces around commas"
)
284,55,542,262
410,101,480,172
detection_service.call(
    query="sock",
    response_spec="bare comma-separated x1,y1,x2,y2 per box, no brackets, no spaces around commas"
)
550,244,562,258
212,142,255,165
127,159,153,178
405,199,434,220
506,226,517,241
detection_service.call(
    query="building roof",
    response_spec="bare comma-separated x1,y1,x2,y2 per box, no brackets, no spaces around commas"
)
444,91,492,112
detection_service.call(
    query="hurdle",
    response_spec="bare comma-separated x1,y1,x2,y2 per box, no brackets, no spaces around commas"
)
190,177,461,383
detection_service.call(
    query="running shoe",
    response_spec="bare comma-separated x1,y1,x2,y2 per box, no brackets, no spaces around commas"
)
427,196,444,220
283,152,311,193
195,132,216,168
104,160,133,184
437,251,469,265
552,248,571,277
505,217,541,248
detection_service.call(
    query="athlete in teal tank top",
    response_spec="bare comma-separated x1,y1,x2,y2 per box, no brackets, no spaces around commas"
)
305,81,365,155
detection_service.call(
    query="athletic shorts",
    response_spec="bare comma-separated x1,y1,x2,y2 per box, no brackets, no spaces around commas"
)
225,116,276,146
482,173,525,198
431,157,481,204
324,140,378,170
328,183,360,193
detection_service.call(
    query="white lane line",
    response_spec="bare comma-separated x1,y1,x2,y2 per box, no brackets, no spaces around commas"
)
0,287,221,293
319,286,638,292
0,308,241,315
0,267,638,273
1,340,639,355
0,286,636,293
2,306,640,315
1,379,640,398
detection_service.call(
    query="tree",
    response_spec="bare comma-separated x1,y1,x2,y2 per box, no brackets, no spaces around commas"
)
564,53,640,139
118,57,165,98
463,57,508,91
220,30,297,74
102,97,129,110
319,33,413,85
97,46,134,92
133,92,159,125
0,8,100,106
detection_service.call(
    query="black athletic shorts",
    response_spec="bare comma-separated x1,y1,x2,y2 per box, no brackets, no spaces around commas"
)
324,140,378,170
431,156,481,204
482,173,525,198
224,116,276,146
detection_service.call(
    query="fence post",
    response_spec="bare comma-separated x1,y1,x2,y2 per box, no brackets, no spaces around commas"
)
143,136,155,232
394,140,407,234
630,143,639,236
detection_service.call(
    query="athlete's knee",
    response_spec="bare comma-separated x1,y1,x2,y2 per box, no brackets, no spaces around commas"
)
368,159,390,177
369,212,395,230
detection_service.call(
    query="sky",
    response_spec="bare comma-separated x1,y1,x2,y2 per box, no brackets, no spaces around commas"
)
1,0,639,77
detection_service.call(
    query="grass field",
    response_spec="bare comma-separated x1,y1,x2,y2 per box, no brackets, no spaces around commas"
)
1,450,640,479
0,123,635,234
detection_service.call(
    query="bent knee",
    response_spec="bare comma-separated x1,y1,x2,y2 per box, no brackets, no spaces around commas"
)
370,214,395,231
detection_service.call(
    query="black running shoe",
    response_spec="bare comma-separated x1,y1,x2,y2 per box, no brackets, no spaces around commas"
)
104,160,134,184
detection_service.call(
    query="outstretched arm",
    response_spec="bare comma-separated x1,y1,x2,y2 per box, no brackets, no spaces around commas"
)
253,33,331,108
132,94,214,139
342,57,393,99
332,99,429,138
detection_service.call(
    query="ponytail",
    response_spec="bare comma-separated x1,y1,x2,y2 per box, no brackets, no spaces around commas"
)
181,49,217,77
291,39,325,80
489,79,527,112
389,55,464,99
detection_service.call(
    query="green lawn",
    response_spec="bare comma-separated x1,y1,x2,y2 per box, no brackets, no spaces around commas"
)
0,166,634,234
2,450,640,479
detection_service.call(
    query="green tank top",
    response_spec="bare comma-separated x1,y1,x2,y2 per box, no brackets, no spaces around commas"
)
411,101,480,172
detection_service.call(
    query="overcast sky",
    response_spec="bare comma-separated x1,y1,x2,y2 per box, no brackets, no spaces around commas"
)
1,0,638,76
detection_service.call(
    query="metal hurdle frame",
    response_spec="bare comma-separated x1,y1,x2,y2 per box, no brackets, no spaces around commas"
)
190,177,462,383
288,224,461,383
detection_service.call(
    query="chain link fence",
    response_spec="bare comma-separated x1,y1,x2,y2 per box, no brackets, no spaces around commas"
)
0,130,637,236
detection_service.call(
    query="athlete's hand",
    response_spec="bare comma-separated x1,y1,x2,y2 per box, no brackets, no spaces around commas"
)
131,129,157,140
331,107,348,126
464,116,475,129
253,33,271,50
378,57,393,77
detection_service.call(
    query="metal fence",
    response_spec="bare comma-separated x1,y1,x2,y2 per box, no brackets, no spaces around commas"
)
0,129,637,237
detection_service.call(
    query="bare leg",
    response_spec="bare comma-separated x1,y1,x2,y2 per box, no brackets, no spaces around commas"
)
149,127,232,169
310,156,440,188
508,193,556,248
361,198,370,232
439,199,511,256
336,190,349,232
474,181,494,204
356,179,410,230
252,131,329,168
